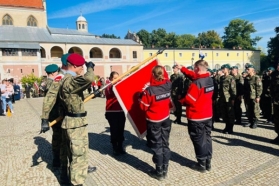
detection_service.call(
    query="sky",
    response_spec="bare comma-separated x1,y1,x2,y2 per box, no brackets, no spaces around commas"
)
46,0,279,52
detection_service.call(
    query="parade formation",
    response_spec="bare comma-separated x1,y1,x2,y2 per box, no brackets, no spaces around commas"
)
10,50,272,185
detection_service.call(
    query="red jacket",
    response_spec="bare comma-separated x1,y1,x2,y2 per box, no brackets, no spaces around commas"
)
139,77,172,122
105,84,123,112
180,67,214,121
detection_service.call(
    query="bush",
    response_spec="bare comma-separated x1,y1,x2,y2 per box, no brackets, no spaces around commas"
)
21,73,43,87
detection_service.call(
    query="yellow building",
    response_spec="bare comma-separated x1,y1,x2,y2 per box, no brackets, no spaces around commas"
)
0,0,143,81
143,48,260,76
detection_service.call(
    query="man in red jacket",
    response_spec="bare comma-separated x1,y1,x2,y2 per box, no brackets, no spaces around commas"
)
177,60,214,173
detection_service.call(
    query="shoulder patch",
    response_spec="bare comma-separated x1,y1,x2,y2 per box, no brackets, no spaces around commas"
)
54,74,64,82
205,86,214,93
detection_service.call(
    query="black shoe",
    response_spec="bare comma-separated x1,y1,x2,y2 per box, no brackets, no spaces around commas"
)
250,119,258,129
206,159,211,171
243,123,250,127
148,165,164,181
88,166,97,173
162,164,168,178
191,160,206,173
235,120,242,124
118,144,127,155
222,128,229,134
174,119,181,124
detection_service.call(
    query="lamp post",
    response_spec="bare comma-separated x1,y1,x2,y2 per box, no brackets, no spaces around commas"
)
110,65,112,72
191,58,194,66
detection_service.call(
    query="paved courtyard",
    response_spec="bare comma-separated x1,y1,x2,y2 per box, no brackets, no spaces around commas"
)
0,97,278,186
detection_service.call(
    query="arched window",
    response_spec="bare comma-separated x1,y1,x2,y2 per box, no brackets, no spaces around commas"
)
215,64,221,69
109,48,121,58
27,16,37,27
79,24,81,29
236,63,241,69
82,24,85,29
2,14,13,25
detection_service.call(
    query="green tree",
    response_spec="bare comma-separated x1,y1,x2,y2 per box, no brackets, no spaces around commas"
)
196,30,223,48
222,19,261,49
21,73,43,88
164,32,178,48
150,28,168,47
267,27,279,64
176,34,196,48
101,33,120,39
136,29,151,48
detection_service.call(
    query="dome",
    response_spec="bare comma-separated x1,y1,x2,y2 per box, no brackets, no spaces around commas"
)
77,15,87,22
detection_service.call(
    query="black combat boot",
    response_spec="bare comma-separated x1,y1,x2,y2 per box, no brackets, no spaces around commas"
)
206,159,211,171
148,165,164,181
118,143,127,155
250,119,258,129
112,142,120,156
60,166,70,184
162,164,168,178
191,159,206,173
243,120,252,127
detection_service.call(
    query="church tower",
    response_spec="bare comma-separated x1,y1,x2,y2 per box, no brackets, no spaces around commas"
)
76,13,88,32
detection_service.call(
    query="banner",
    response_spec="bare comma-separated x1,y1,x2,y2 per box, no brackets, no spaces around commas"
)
113,59,159,138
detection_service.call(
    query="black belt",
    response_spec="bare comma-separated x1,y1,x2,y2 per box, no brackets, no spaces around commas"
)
66,111,87,117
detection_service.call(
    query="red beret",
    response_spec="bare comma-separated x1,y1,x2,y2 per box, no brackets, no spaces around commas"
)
67,53,85,66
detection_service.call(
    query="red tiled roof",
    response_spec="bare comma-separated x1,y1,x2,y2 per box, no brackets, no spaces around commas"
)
0,0,44,9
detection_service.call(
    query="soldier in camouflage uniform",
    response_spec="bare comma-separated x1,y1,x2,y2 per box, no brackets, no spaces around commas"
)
230,66,244,124
219,64,236,134
59,53,95,186
213,69,223,122
44,64,59,92
243,64,262,129
170,65,183,124
262,67,274,124
270,63,279,144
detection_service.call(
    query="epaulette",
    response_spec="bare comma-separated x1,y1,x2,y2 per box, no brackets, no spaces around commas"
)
54,74,64,82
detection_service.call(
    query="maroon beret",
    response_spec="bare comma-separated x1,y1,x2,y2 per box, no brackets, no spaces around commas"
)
67,53,85,66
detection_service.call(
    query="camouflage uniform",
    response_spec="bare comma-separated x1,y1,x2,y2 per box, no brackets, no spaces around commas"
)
232,73,244,124
59,68,94,185
170,73,183,123
261,73,273,122
219,74,236,133
181,75,192,97
270,69,279,143
243,74,262,128
45,78,54,93
41,72,66,169
213,74,221,122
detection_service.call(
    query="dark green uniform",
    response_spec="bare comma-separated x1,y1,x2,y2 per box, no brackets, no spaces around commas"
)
59,68,94,185
219,74,236,133
270,70,279,143
45,78,53,93
243,74,262,128
232,74,244,124
182,75,192,98
261,74,273,122
213,74,221,122
170,73,183,123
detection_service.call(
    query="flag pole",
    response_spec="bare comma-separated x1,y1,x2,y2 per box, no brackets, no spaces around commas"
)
49,48,165,127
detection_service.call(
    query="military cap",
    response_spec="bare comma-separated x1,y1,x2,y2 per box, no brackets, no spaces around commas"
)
45,64,59,73
267,67,275,71
221,64,231,69
187,66,193,70
61,53,70,66
212,69,217,73
172,65,178,69
242,71,247,75
207,69,213,74
231,66,238,70
67,53,85,66
246,64,255,69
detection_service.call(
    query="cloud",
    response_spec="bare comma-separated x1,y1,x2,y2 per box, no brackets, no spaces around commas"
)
48,0,171,19
235,7,279,18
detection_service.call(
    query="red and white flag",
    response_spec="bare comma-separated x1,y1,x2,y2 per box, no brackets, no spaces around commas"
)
113,59,170,138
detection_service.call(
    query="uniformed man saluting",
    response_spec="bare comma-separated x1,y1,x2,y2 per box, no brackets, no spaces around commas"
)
170,65,183,124
243,64,262,129
59,53,95,186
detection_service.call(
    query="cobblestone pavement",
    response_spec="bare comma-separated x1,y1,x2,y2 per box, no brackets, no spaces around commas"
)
0,97,278,186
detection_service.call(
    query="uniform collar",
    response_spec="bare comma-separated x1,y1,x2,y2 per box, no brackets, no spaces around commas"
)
66,70,76,76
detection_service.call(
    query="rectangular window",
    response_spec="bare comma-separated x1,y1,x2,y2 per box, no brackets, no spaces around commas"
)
227,53,229,57
132,51,137,58
205,53,207,56
20,69,23,73
2,48,18,56
165,53,168,57
22,49,37,56
237,53,239,56
32,69,34,73
192,53,195,57
179,53,182,57
216,53,219,57
247,53,249,56
149,53,152,56
7,69,10,73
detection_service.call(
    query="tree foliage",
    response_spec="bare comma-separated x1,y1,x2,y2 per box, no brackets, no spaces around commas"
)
101,33,120,39
267,27,279,64
21,73,43,87
176,34,196,48
196,30,223,48
137,29,151,48
222,19,261,49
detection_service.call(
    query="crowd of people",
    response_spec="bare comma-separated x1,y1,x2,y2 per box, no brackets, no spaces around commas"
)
2,50,278,185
